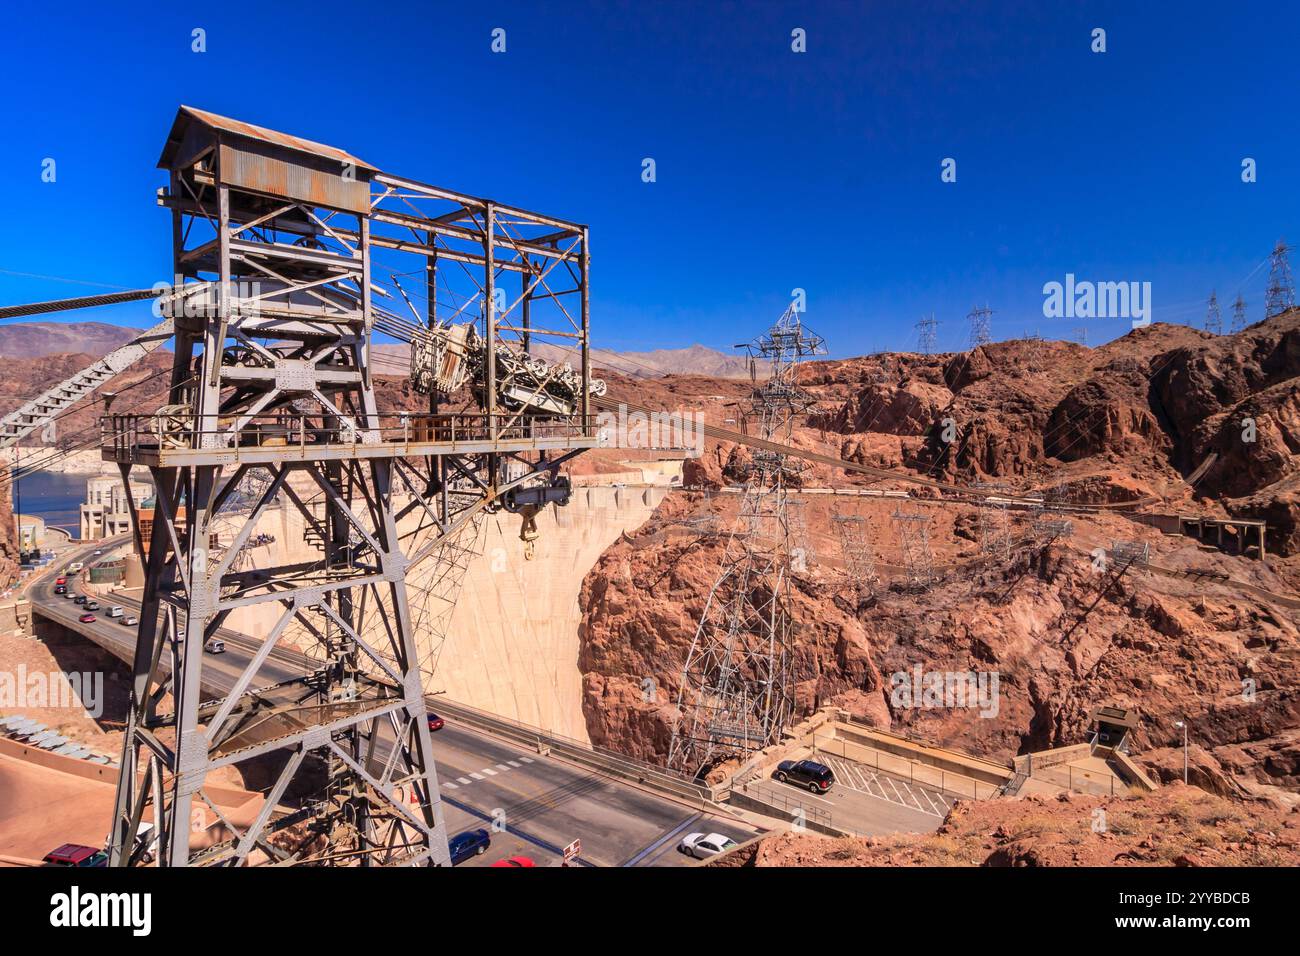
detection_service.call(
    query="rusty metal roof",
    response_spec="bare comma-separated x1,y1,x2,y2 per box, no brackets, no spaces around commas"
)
158,105,376,172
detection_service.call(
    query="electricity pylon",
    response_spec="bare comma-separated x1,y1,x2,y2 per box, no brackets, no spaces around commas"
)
668,306,826,775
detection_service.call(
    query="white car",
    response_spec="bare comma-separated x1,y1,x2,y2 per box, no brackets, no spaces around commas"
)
678,832,738,860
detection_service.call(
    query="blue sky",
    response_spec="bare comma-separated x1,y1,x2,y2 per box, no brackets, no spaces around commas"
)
1,0,1297,356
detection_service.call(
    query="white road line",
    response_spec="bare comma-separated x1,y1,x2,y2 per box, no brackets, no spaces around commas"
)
495,763,511,771
480,767,498,776
519,756,534,764
442,781,458,790
457,777,471,785
469,772,484,780
507,760,522,768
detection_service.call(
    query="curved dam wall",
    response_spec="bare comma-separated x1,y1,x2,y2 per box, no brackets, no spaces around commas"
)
433,484,667,742
217,480,668,745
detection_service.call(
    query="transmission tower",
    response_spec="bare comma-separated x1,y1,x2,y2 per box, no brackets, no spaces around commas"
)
668,306,826,775
915,313,938,355
967,304,993,348
1205,290,1222,334
1265,240,1295,318
787,498,813,572
833,514,876,603
1072,326,1088,346
105,107,597,866
973,482,1011,560
1231,294,1248,333
891,509,936,591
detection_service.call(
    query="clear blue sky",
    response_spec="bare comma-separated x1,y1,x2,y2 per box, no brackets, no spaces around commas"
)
1,0,1297,355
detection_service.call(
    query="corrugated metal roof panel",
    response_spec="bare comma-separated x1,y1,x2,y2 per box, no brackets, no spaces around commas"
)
159,105,375,172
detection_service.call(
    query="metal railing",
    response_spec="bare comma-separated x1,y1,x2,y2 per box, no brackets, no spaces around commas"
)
101,411,598,460
732,780,838,833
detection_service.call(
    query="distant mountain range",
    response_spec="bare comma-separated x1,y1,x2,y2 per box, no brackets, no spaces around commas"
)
0,321,140,358
376,340,753,379
0,320,751,379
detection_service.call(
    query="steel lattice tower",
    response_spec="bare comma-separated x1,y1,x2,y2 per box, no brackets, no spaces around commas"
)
973,482,1012,559
105,108,598,866
668,306,826,775
1205,290,1222,334
1231,294,1248,333
891,509,936,591
915,313,938,354
967,304,993,348
834,514,877,603
1265,240,1295,318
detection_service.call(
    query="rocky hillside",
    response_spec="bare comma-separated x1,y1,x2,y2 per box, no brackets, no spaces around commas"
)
709,783,1300,866
578,313,1300,798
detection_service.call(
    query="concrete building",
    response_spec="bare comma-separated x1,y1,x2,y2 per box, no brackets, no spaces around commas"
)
79,475,151,542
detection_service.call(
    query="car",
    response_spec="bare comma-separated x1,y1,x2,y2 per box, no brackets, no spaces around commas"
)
447,828,491,865
53,585,67,595
204,637,226,654
79,613,96,624
54,577,66,586
73,595,87,605
84,601,100,611
490,855,536,867
108,605,124,618
121,616,139,626
426,713,444,732
41,844,107,867
772,759,835,794
678,832,738,859
67,562,83,573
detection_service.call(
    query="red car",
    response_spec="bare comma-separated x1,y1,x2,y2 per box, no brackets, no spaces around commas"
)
54,577,66,586
78,613,96,623
42,844,107,867
491,856,535,868
426,713,444,732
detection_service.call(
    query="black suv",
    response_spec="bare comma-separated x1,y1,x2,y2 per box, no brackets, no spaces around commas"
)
772,759,835,794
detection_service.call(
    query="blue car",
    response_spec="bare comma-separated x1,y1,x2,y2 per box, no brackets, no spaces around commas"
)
448,828,491,865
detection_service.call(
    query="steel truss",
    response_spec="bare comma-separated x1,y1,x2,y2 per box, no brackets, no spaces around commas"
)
106,107,597,866
668,307,826,775
834,513,877,603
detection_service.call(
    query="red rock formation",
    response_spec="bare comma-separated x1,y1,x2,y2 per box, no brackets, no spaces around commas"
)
709,783,1300,867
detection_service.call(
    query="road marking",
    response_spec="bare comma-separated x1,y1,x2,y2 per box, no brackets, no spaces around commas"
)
442,781,458,790
507,760,522,768
457,777,471,785
470,772,484,780
621,812,703,867
495,763,511,771
480,767,497,776
519,756,534,763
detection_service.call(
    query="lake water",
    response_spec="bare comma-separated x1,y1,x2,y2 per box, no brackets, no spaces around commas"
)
13,470,88,539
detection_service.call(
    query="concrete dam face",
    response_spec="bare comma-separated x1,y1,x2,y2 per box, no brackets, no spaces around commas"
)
218,479,669,745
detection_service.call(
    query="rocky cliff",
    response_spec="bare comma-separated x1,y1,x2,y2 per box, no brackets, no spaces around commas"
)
577,313,1300,797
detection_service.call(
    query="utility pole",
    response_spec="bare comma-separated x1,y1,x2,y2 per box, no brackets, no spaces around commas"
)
669,306,826,776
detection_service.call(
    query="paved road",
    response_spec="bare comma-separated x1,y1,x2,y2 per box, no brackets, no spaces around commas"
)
741,773,944,838
28,539,758,866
